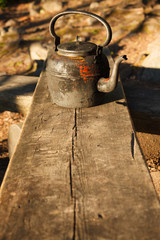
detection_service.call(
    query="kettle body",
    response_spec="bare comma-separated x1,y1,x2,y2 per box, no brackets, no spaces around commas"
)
46,10,126,108
46,46,110,108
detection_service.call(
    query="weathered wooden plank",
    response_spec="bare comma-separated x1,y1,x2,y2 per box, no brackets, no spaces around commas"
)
0,72,75,240
0,55,160,239
71,104,160,239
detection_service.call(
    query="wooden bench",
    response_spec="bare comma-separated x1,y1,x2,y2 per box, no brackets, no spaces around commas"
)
0,51,160,239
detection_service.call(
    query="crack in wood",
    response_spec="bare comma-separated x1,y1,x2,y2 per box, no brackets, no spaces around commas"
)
131,132,135,160
70,109,78,239
72,136,75,163
69,159,73,198
72,198,76,240
72,108,78,137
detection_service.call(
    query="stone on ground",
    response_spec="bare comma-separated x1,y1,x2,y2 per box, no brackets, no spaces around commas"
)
141,37,160,85
4,19,17,27
41,0,63,13
8,122,23,159
29,42,48,61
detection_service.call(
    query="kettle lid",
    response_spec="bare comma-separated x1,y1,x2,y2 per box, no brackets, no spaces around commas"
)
57,40,97,57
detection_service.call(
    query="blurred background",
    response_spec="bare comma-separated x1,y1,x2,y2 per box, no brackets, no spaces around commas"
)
0,0,160,195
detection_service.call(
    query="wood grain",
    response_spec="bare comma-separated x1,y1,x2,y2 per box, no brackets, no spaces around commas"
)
71,105,160,239
0,72,75,240
0,55,160,239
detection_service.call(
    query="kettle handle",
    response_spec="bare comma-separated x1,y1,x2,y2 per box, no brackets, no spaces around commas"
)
49,10,112,50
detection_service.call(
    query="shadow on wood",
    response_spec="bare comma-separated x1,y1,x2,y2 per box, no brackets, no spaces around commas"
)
0,75,38,114
119,63,160,135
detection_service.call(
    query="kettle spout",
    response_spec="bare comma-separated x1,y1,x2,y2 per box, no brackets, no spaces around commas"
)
97,55,127,93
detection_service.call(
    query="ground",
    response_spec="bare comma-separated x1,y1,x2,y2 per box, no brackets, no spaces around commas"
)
0,0,160,196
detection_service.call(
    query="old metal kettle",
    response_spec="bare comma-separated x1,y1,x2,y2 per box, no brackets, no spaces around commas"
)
46,10,127,108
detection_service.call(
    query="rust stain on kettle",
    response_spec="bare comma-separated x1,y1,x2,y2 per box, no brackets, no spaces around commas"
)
79,65,95,83
73,58,98,84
